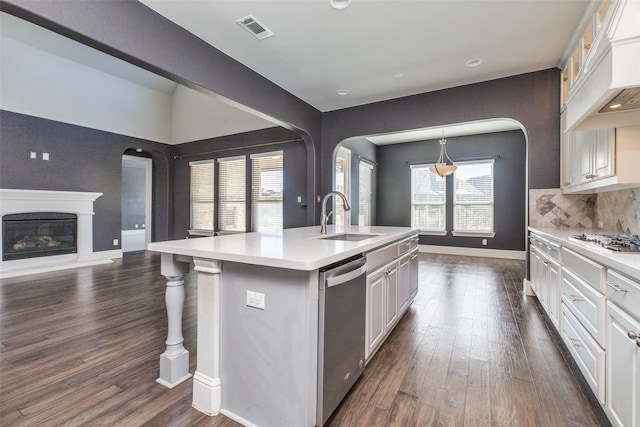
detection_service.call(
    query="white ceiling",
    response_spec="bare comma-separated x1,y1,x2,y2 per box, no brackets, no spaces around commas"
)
141,0,591,112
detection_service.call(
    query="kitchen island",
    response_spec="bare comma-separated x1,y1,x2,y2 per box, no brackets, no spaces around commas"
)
147,225,418,426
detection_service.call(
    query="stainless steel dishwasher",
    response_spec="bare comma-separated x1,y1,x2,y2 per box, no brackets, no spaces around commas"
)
317,255,367,426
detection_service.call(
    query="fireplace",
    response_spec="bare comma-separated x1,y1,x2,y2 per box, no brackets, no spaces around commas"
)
2,212,78,261
0,189,112,279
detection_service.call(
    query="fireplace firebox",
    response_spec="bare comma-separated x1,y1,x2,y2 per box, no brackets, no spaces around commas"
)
2,212,77,261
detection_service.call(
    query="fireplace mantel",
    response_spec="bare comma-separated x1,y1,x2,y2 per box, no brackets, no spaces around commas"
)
0,189,116,278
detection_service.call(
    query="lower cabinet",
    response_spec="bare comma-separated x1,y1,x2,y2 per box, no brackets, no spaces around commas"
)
365,236,418,360
606,302,640,427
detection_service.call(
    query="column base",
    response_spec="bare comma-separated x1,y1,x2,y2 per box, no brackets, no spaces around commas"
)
157,350,191,388
192,371,222,416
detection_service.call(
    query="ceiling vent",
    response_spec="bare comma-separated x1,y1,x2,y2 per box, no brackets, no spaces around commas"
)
236,15,274,40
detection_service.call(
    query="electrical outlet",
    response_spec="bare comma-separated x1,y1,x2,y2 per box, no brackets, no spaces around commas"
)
297,196,302,203
246,290,265,310
482,239,488,246
113,238,119,246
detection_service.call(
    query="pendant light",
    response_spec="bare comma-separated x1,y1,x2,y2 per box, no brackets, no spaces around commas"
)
429,128,457,177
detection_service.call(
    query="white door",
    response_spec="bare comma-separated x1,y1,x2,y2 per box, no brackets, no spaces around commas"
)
121,155,152,252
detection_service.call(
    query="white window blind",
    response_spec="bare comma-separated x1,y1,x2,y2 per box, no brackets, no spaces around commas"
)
334,147,351,226
453,160,494,234
190,160,215,232
358,161,373,226
218,156,246,232
251,151,283,231
411,165,446,232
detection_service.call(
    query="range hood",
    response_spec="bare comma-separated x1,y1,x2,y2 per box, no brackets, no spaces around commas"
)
565,0,640,131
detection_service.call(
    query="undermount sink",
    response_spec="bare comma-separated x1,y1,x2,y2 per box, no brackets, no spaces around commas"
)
320,233,379,242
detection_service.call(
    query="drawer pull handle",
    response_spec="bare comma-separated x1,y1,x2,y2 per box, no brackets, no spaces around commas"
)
410,254,418,261
629,331,639,340
568,294,582,302
607,283,628,293
637,339,640,348
570,338,583,348
542,260,549,265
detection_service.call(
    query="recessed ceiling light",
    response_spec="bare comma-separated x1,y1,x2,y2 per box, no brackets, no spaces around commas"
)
609,103,623,109
465,58,483,68
393,73,404,79
330,0,352,10
337,89,349,96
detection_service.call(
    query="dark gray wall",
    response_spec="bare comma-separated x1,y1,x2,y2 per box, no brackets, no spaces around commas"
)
321,69,561,197
376,130,527,251
0,110,172,251
170,127,308,239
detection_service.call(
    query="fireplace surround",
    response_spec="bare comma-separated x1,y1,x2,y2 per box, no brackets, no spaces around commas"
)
0,189,114,278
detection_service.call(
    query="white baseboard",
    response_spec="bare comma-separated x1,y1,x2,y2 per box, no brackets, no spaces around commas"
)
418,244,526,260
0,249,122,279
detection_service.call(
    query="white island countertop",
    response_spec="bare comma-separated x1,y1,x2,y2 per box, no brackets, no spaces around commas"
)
529,226,640,279
148,225,417,271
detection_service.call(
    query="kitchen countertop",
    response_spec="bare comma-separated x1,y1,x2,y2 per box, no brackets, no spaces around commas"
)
147,225,417,271
528,226,640,280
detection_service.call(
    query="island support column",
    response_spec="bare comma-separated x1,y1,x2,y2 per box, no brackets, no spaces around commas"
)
192,258,223,415
156,253,192,388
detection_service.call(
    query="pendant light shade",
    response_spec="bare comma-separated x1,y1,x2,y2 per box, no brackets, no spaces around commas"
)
429,129,457,177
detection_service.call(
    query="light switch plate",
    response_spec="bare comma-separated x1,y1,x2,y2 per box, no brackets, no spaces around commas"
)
30,151,37,159
42,152,49,160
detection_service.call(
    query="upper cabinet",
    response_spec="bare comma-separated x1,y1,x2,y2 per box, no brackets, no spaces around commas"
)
561,0,640,131
561,124,640,194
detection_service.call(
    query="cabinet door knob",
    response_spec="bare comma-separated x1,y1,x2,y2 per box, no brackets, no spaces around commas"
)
628,331,638,340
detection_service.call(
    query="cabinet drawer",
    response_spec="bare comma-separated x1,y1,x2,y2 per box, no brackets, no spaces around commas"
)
607,270,640,323
561,303,605,404
366,242,398,272
561,247,605,293
398,235,418,257
562,268,606,346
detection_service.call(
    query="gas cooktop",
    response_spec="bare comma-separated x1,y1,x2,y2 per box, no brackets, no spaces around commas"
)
570,233,640,254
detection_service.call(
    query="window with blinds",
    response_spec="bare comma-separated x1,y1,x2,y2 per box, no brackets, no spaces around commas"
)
218,156,246,233
411,165,446,232
190,160,215,232
334,147,351,226
358,161,373,226
251,151,283,231
453,160,494,234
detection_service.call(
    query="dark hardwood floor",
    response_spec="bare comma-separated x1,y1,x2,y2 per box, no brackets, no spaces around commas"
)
0,252,609,426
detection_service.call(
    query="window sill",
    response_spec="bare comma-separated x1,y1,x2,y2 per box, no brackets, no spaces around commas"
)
451,231,495,238
188,229,215,237
418,231,448,236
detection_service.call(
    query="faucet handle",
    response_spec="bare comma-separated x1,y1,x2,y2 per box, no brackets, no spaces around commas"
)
326,211,333,221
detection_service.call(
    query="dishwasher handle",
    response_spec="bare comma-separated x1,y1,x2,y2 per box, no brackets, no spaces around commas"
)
326,262,367,288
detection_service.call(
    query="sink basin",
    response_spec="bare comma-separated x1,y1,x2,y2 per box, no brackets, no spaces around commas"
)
320,233,379,242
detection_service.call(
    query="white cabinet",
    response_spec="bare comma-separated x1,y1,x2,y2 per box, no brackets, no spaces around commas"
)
529,234,561,327
606,302,640,427
365,235,418,360
562,125,640,194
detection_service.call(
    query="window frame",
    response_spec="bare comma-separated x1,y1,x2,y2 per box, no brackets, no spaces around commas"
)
217,155,247,234
451,159,495,238
189,159,216,236
250,151,284,232
410,164,447,235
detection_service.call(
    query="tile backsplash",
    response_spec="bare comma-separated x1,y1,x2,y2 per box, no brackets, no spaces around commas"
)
596,188,639,234
529,188,639,234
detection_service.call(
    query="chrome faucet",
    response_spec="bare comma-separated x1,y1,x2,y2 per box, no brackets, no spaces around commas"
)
320,191,351,235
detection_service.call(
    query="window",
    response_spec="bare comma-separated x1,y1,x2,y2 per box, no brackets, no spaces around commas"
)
190,160,215,232
453,160,494,235
411,165,446,233
334,147,351,226
251,151,283,231
358,161,373,226
218,156,246,233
